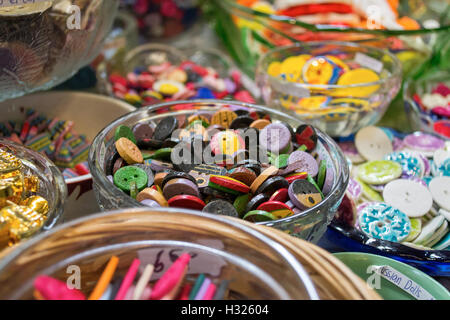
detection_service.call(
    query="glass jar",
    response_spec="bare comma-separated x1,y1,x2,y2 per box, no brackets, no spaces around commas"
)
88,100,349,243
0,208,319,300
0,0,119,102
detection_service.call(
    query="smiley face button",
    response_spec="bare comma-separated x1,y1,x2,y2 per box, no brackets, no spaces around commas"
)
383,179,433,218
288,179,323,210
358,202,411,242
355,126,393,161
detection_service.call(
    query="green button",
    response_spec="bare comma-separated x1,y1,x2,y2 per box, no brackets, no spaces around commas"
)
317,160,327,190
355,177,383,202
274,154,290,169
150,148,172,161
243,210,277,222
358,160,402,185
234,193,251,217
114,166,148,193
115,125,136,144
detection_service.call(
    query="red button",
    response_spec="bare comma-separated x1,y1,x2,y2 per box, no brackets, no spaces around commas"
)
168,195,206,211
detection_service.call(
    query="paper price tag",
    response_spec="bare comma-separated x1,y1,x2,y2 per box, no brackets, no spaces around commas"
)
137,239,227,280
372,265,436,300
355,53,383,73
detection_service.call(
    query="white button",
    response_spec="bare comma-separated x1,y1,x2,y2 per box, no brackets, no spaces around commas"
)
355,126,393,161
429,177,450,211
413,215,445,245
439,208,450,222
383,179,433,218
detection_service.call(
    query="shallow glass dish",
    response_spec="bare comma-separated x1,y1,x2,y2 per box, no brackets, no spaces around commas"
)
0,208,319,300
88,100,349,243
0,140,67,235
256,42,402,137
404,72,450,140
0,0,119,102
321,220,450,277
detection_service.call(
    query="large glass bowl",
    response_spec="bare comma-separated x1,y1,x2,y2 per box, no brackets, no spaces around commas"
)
0,140,67,238
207,0,449,75
256,42,402,137
0,208,319,300
404,72,450,140
0,0,119,102
88,100,349,243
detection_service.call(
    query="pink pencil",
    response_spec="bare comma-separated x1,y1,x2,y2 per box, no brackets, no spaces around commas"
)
202,283,217,300
114,259,141,300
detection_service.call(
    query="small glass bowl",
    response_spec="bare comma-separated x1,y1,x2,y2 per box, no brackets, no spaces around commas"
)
404,72,450,140
88,100,349,243
0,140,67,233
0,0,119,102
0,208,319,300
256,42,402,137
96,43,188,97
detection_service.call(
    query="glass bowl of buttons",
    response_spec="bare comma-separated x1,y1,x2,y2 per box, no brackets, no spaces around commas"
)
320,126,450,277
0,0,119,102
256,41,403,137
404,71,450,140
88,100,349,243
97,43,258,108
0,140,67,254
0,208,319,300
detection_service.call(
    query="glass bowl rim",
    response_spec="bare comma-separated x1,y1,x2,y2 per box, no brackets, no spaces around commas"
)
222,0,450,34
0,207,320,300
89,99,349,226
124,43,189,67
257,40,403,91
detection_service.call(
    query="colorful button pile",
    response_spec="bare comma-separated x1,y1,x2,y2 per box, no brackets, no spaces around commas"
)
121,0,199,39
0,148,49,250
411,82,450,138
267,51,384,122
106,106,333,223
33,253,229,300
335,126,450,250
0,109,91,180
109,55,255,107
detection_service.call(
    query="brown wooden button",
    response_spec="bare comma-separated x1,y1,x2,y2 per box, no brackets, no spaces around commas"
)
211,109,238,129
136,188,168,207
154,172,169,188
115,137,144,165
250,119,271,130
227,166,257,186
250,166,279,194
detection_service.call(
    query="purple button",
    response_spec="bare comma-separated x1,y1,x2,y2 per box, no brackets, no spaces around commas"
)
404,132,445,152
260,123,292,154
347,178,362,201
322,167,334,196
288,151,319,177
163,178,199,199
140,199,161,208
